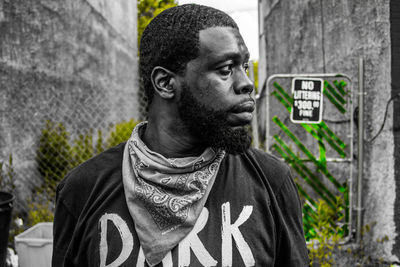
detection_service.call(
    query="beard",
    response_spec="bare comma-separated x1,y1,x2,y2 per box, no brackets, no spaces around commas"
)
177,83,252,154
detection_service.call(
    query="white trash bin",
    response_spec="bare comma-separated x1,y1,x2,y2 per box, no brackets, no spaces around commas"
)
14,222,53,267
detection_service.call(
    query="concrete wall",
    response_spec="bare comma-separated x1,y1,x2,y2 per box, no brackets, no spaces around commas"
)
262,0,398,261
0,0,138,205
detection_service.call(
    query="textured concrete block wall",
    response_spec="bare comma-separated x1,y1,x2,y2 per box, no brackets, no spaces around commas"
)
0,0,138,205
263,0,397,261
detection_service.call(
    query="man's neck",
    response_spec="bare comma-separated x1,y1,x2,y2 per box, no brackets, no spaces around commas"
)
142,118,206,159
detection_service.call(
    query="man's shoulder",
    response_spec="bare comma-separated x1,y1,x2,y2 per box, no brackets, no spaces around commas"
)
245,147,292,195
247,147,288,169
56,142,126,207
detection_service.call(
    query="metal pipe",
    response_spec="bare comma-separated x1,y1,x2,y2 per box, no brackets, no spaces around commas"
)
287,158,353,163
356,57,364,243
348,78,354,242
265,77,271,152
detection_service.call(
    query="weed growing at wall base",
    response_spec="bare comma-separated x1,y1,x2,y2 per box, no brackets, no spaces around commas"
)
307,198,344,266
307,197,393,266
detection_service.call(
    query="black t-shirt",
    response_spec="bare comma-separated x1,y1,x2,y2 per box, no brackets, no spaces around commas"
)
52,143,309,267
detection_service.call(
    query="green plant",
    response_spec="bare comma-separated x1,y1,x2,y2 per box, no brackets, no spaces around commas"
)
7,197,55,246
35,119,140,201
307,197,344,267
5,119,141,247
36,120,72,199
106,119,140,148
252,61,258,92
96,129,105,154
137,0,178,48
26,201,55,226
70,129,95,169
342,222,392,266
307,201,394,267
36,122,107,200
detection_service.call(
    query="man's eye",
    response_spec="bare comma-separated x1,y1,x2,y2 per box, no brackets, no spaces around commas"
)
243,62,249,74
218,65,233,76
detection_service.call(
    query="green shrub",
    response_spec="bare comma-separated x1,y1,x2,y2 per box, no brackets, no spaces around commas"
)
306,197,393,266
96,129,105,154
31,119,139,228
36,121,108,200
6,119,140,245
35,119,140,201
27,201,55,226
36,120,71,198
70,129,98,169
106,119,140,148
307,197,344,266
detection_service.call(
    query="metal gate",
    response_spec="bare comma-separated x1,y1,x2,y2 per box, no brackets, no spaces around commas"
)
254,73,354,241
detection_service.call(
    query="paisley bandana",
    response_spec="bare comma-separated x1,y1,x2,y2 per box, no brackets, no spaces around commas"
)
122,122,225,266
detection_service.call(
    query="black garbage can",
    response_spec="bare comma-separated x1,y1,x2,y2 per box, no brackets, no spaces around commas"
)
0,191,14,267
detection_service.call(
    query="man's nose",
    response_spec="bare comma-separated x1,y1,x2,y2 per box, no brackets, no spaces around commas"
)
234,68,254,95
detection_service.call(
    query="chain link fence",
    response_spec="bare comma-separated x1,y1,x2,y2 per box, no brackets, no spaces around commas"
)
0,76,145,214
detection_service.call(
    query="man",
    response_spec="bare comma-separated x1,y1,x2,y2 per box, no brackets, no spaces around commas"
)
52,4,309,267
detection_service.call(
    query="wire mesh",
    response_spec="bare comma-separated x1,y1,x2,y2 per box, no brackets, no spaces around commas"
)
0,79,142,212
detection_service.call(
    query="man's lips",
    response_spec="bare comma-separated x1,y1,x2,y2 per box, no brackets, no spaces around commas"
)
230,100,256,113
227,100,256,125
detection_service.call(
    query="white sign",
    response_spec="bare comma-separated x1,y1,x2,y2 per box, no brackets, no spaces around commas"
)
290,78,323,124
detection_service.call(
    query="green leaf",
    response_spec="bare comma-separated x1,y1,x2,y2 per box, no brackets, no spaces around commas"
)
272,117,344,191
332,80,348,96
272,91,292,111
323,86,347,113
324,80,346,105
273,82,293,104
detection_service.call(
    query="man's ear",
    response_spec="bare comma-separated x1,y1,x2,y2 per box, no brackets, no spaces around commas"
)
151,66,176,99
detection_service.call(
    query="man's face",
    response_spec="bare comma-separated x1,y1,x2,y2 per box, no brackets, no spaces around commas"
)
177,27,255,154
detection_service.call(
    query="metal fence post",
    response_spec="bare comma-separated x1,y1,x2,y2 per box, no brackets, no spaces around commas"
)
356,57,365,243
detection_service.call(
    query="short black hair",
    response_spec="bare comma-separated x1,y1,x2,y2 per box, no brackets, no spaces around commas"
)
139,4,239,103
